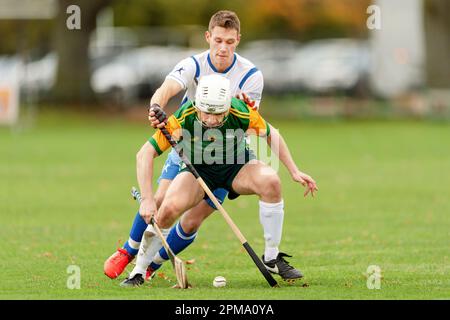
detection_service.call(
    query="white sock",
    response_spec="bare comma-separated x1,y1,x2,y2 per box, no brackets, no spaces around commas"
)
152,251,165,265
129,225,169,277
259,200,284,261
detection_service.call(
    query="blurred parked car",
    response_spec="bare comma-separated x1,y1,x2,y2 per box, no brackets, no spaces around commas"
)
0,51,128,101
286,39,371,96
0,45,189,105
0,56,22,81
91,45,193,105
0,38,373,105
19,53,58,94
0,54,57,100
239,39,301,94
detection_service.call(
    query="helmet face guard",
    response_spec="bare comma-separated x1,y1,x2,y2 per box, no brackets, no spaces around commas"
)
194,110,229,128
195,75,231,115
195,101,229,114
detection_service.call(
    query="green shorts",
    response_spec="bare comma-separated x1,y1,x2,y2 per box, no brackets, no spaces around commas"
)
180,149,255,200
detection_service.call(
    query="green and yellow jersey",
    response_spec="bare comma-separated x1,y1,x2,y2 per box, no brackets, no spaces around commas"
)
148,97,270,164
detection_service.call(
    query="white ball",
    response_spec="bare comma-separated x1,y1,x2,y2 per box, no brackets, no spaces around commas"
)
213,276,226,288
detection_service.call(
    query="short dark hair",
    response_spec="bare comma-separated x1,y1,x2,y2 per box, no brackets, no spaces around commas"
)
208,10,240,33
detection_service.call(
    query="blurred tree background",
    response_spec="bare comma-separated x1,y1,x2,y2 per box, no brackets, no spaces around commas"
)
52,0,113,104
0,0,448,109
424,0,450,88
111,0,371,41
0,0,371,53
0,0,371,107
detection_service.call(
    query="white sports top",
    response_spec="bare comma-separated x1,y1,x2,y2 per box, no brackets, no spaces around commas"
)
166,50,263,108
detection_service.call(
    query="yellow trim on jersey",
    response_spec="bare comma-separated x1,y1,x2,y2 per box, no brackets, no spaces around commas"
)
178,109,196,124
229,107,250,118
230,109,250,119
175,107,195,122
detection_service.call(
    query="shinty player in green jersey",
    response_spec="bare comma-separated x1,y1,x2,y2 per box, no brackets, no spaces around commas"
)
121,74,318,287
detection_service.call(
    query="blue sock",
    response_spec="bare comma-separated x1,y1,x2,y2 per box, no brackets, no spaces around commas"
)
151,222,197,269
149,261,162,271
122,212,147,256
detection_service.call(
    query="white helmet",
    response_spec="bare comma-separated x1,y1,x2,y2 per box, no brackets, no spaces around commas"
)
195,74,231,114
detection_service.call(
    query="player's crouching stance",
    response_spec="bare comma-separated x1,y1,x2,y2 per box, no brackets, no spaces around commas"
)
121,75,318,287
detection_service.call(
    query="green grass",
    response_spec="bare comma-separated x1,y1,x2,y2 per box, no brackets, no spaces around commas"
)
1,111,449,299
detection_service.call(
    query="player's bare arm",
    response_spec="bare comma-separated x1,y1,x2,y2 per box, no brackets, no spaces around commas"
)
262,124,318,197
149,78,183,128
136,142,159,223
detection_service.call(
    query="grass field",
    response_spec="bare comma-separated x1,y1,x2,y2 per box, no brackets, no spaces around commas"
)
1,110,449,300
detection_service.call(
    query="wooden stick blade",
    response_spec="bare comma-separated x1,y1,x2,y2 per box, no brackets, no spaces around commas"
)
174,257,189,289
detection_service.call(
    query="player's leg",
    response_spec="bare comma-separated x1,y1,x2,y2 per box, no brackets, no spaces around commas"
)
104,152,178,279
231,160,303,280
130,176,227,282
179,201,213,233
120,179,171,256
123,171,205,285
180,188,227,233
127,176,226,283
160,188,226,262
126,201,212,285
125,178,172,280
147,172,206,271
157,172,206,228
146,188,225,272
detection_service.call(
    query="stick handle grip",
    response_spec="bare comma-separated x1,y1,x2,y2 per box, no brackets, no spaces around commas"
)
131,187,142,203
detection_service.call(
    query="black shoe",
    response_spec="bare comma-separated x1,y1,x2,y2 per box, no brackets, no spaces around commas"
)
262,252,303,281
120,273,145,287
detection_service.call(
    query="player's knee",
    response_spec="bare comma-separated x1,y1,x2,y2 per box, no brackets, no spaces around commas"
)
157,213,175,229
158,201,181,228
180,201,213,233
260,174,282,201
179,218,199,234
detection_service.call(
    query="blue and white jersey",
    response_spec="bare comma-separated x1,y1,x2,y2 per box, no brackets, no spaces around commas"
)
164,50,263,167
166,50,263,109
